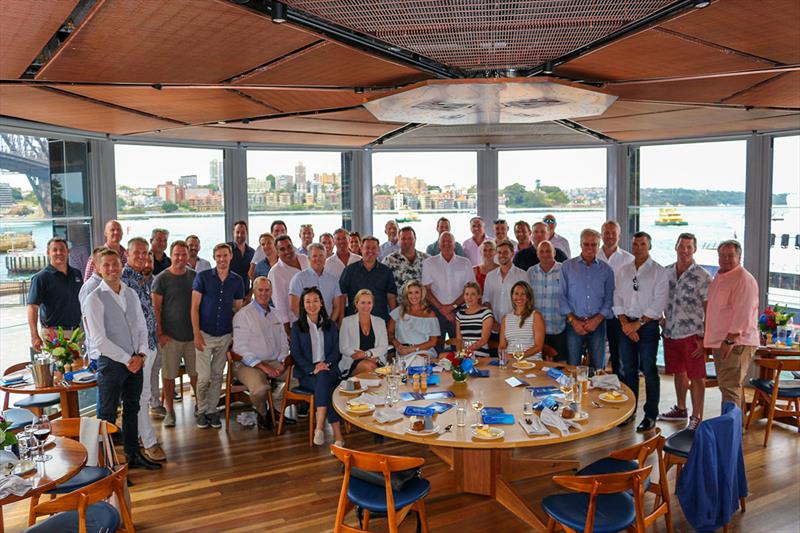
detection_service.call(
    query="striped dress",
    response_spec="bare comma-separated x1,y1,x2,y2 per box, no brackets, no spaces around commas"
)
456,307,493,351
504,312,536,352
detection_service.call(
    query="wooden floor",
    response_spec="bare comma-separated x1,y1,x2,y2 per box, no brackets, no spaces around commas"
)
4,378,800,533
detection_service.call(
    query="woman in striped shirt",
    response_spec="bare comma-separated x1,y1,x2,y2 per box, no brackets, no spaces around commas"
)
499,280,545,358
454,281,494,356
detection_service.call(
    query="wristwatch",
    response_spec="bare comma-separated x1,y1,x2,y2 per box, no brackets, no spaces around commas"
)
638,318,646,326
566,315,574,324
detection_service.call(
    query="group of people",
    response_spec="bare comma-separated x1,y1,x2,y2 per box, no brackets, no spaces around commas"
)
26,212,760,461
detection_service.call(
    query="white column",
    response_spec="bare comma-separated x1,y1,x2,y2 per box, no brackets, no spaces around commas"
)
606,144,633,242
88,139,117,246
744,135,773,307
477,148,498,226
223,147,248,241
343,150,373,235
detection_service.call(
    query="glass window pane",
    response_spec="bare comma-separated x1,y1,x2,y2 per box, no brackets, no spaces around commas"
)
768,136,800,312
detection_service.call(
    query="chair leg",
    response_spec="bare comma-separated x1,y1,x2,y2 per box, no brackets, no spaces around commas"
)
363,508,370,530
745,392,759,430
266,390,277,434
277,395,289,436
308,398,315,448
225,389,231,434
764,395,777,447
740,496,746,513
415,500,429,533
546,517,557,533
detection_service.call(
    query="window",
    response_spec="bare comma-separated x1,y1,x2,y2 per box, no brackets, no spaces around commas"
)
372,151,477,248
114,144,225,257
631,140,747,269
246,150,343,241
768,136,800,312
1,132,92,378
499,148,607,256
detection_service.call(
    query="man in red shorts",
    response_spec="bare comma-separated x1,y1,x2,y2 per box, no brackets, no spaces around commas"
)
659,233,712,430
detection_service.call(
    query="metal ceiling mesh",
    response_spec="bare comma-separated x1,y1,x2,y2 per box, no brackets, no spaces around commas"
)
284,0,677,71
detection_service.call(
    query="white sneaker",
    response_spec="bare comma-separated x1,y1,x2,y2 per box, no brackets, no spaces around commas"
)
313,429,325,446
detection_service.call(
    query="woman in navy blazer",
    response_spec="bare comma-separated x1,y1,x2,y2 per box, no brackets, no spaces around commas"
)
290,287,344,447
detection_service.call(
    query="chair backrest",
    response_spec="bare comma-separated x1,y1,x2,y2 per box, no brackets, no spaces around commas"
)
755,357,800,374
283,354,296,384
51,418,118,437
3,362,29,409
31,464,134,531
608,427,662,466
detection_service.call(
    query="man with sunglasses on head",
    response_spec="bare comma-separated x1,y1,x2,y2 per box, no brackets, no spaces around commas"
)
613,231,669,432
543,214,571,258
492,219,516,249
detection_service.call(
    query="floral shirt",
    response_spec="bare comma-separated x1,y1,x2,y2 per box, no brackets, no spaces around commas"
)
382,249,429,299
121,265,157,350
663,262,712,340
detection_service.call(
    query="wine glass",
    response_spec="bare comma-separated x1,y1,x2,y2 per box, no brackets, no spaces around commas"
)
512,343,525,373
470,390,485,427
559,376,575,403
32,417,52,462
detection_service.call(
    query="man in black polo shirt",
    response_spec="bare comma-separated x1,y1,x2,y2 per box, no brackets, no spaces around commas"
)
339,236,397,322
228,220,255,294
28,237,83,352
150,228,171,276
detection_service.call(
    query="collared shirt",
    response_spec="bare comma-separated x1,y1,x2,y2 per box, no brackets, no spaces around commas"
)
379,240,400,261
559,256,615,318
528,263,566,334
79,273,102,361
254,258,272,278
232,301,289,367
598,246,634,276
228,241,255,292
189,257,212,273
483,265,528,323
382,249,429,299
421,254,475,305
612,257,669,320
121,265,157,350
704,265,760,348
289,267,341,317
267,254,310,324
83,280,149,365
28,264,83,329
462,235,487,266
340,261,397,321
308,318,325,363
297,245,310,256
84,245,127,281
192,268,245,337
324,252,361,279
664,262,712,339
550,233,571,258
152,254,171,276
426,240,465,257
513,245,568,271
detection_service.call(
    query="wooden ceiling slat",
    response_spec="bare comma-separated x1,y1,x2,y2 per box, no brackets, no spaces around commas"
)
238,89,366,114
604,73,778,106
578,107,797,133
133,126,378,147
610,114,800,141
0,86,176,134
723,72,800,109
573,100,697,120
221,116,400,137
35,0,319,83
0,0,78,79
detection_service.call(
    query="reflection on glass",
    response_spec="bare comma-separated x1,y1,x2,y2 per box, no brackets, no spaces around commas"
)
768,136,800,313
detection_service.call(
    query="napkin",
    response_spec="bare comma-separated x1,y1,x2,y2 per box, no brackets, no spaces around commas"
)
373,407,403,424
0,374,24,385
236,411,258,427
354,392,386,405
519,415,551,436
540,407,581,437
591,374,621,390
0,475,32,500
358,378,381,388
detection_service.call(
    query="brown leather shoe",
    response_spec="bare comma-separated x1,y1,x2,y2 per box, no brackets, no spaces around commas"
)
142,444,167,462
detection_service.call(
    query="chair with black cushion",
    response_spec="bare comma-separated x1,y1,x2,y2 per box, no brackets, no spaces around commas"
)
277,355,315,447
745,357,800,446
331,445,430,533
576,428,672,533
2,407,35,431
542,465,652,533
225,351,276,433
23,464,133,533
3,362,60,418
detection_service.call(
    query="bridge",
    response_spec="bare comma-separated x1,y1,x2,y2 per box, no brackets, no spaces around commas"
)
0,134,51,217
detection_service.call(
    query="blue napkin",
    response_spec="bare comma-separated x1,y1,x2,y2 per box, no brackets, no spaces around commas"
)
426,402,453,414
482,413,516,425
546,368,564,380
488,360,500,366
407,365,433,376
482,407,505,416
404,406,436,417
529,386,562,398
0,375,24,386
423,390,454,400
400,392,424,401
470,368,490,377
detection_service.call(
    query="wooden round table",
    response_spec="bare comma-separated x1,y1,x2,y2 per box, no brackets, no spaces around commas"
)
334,360,635,532
0,437,88,533
0,374,97,418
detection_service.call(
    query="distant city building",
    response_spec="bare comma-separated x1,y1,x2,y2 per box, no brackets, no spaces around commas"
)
394,175,426,194
0,183,13,207
317,172,340,187
185,186,210,199
295,161,307,191
209,159,223,191
156,181,185,204
179,174,197,187
276,174,293,191
374,194,392,210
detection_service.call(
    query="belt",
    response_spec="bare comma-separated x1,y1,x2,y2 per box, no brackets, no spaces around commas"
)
624,315,640,322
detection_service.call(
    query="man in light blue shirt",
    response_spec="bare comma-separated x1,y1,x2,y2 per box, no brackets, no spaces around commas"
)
379,220,400,261
289,243,344,323
559,229,615,369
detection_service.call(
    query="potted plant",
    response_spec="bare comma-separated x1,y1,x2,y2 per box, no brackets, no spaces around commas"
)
439,351,475,383
42,327,85,377
759,305,794,345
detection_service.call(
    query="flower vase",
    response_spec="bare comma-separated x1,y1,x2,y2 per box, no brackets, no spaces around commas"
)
452,366,468,383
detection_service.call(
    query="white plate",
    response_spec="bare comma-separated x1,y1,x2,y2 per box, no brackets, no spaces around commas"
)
512,361,535,370
338,385,368,394
346,403,375,416
405,425,440,436
471,426,505,440
599,392,628,403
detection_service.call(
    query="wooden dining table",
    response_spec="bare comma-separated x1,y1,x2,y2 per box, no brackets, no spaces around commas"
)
333,360,635,532
0,436,88,533
0,373,97,419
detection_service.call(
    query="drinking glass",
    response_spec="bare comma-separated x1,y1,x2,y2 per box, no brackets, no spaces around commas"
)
523,387,534,416
559,376,575,403
32,417,52,462
498,348,507,369
17,433,35,463
470,390,485,427
455,399,467,427
576,365,589,396
512,344,525,373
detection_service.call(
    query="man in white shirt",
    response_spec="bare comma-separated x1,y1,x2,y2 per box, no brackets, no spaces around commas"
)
79,246,108,367
492,219,517,249
598,220,634,380
613,231,669,432
185,235,211,272
324,228,360,279
462,216,488,266
289,244,343,323
543,214,571,257
422,232,475,347
84,248,161,470
232,277,290,430
268,235,310,330
483,239,528,331
379,220,400,261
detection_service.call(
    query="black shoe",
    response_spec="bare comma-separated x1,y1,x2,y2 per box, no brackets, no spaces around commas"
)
257,412,274,430
636,417,657,432
297,403,309,417
127,451,163,470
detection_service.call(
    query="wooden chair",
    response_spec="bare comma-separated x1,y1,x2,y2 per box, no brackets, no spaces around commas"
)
27,464,134,533
224,351,276,433
331,445,430,533
542,465,652,533
3,362,61,418
745,358,800,446
576,428,673,533
277,355,315,447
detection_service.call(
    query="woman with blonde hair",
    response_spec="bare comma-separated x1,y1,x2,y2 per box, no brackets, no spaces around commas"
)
387,280,440,367
454,281,494,356
499,280,545,359
339,289,389,377
473,239,498,292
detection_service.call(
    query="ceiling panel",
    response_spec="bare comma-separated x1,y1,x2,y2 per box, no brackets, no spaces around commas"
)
573,100,697,120
604,72,777,105
36,0,318,83
221,116,399,137
381,122,605,146
723,72,800,108
610,113,800,141
0,86,177,134
661,0,800,64
0,0,78,79
234,42,428,87
132,125,377,147
238,89,366,114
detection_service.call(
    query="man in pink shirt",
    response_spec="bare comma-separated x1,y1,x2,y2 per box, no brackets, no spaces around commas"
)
704,240,760,407
462,217,488,266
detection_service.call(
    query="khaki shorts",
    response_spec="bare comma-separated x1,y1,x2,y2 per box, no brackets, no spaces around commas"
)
161,339,197,379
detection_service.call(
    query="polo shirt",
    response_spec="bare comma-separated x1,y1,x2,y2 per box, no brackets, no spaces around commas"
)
152,253,171,276
339,261,397,321
28,264,83,329
227,241,255,291
288,267,341,317
192,268,245,337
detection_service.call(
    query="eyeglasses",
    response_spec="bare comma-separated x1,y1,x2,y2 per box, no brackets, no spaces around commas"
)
632,276,639,292
543,218,556,224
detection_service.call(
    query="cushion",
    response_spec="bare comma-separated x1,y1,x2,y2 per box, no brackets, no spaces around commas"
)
3,408,35,431
577,458,651,492
349,466,421,492
347,476,430,513
542,492,636,533
22,501,120,533
47,466,112,494
664,428,695,458
14,393,61,409
750,378,800,398
290,386,314,395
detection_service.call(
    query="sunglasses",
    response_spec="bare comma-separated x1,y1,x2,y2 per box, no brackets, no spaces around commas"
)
543,219,556,224
633,276,639,292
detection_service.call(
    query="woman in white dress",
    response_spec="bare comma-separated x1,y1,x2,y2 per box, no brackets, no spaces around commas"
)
387,280,440,368
499,280,545,358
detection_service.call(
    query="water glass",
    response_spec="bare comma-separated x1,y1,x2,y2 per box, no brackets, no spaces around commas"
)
523,387,534,416
455,399,467,427
17,433,35,462
577,365,589,396
498,348,507,369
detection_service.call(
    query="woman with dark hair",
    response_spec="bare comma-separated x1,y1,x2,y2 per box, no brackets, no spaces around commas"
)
290,287,344,447
498,281,545,359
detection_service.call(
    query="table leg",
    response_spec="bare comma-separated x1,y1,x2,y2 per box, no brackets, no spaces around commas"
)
59,391,80,418
1,505,4,533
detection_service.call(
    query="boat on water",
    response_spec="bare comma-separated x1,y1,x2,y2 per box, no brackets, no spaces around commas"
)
0,232,35,253
395,209,421,222
654,207,688,226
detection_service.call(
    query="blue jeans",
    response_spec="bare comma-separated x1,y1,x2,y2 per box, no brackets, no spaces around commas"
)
97,356,143,459
619,321,661,420
565,321,607,369
299,368,341,423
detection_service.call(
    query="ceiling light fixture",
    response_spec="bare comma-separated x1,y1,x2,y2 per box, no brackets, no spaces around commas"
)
542,61,554,75
271,1,287,23
692,0,710,8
